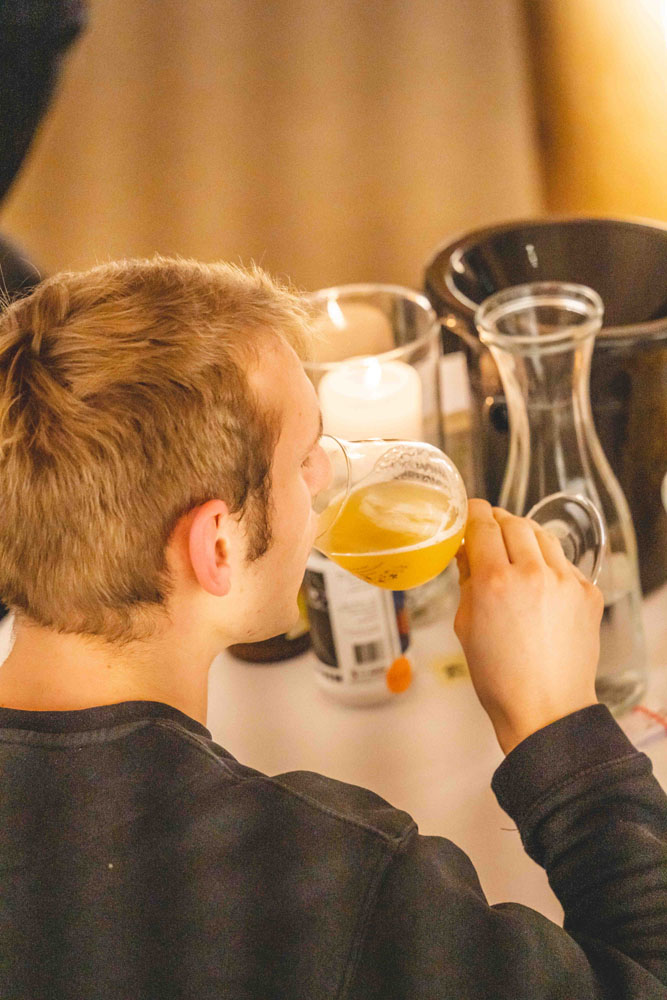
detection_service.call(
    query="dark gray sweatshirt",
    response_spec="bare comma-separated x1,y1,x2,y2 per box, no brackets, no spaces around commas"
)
0,700,665,999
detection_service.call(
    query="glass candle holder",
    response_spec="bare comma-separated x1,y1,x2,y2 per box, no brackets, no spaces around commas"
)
303,284,444,448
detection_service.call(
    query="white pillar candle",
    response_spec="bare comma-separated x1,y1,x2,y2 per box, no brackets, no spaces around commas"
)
318,357,423,440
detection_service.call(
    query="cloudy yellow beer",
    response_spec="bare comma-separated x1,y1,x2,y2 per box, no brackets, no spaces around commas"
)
316,479,465,590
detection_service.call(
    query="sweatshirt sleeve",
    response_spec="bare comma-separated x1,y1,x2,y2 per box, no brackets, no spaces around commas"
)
347,705,667,1000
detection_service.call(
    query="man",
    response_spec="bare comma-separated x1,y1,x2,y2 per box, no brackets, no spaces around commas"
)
0,256,665,999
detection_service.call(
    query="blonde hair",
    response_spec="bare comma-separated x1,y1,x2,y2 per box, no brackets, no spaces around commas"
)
0,256,314,647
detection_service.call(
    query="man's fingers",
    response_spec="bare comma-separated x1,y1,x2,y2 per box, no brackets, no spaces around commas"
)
464,499,510,575
527,519,593,586
531,522,573,575
464,500,594,583
492,508,543,566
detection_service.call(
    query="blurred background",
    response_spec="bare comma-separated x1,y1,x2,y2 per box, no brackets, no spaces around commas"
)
1,0,665,292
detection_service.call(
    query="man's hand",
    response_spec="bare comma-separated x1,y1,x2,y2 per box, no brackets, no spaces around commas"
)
454,499,604,755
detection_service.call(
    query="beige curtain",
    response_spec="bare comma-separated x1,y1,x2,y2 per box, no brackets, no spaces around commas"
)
1,0,542,290
523,0,667,219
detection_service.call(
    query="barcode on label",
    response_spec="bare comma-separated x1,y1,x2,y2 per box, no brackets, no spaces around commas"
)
354,641,384,665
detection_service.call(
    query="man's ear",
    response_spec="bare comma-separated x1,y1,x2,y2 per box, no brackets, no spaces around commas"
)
188,500,232,598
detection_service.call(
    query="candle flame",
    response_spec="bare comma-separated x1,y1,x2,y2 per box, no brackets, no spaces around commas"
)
326,298,346,330
360,356,382,391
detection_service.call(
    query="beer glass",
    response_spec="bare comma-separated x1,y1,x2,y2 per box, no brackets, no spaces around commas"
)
312,436,605,590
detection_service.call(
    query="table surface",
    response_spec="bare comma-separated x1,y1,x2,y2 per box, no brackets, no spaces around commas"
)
1,583,665,926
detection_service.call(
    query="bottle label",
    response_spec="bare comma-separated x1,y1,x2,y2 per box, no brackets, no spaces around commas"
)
304,551,410,690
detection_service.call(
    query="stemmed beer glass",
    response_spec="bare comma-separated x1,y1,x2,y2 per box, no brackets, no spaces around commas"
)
311,436,606,589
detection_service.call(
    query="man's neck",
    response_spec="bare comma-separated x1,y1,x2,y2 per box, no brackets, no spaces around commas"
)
0,620,212,725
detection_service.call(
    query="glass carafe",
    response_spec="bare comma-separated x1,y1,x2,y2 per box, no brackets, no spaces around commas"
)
475,282,648,716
